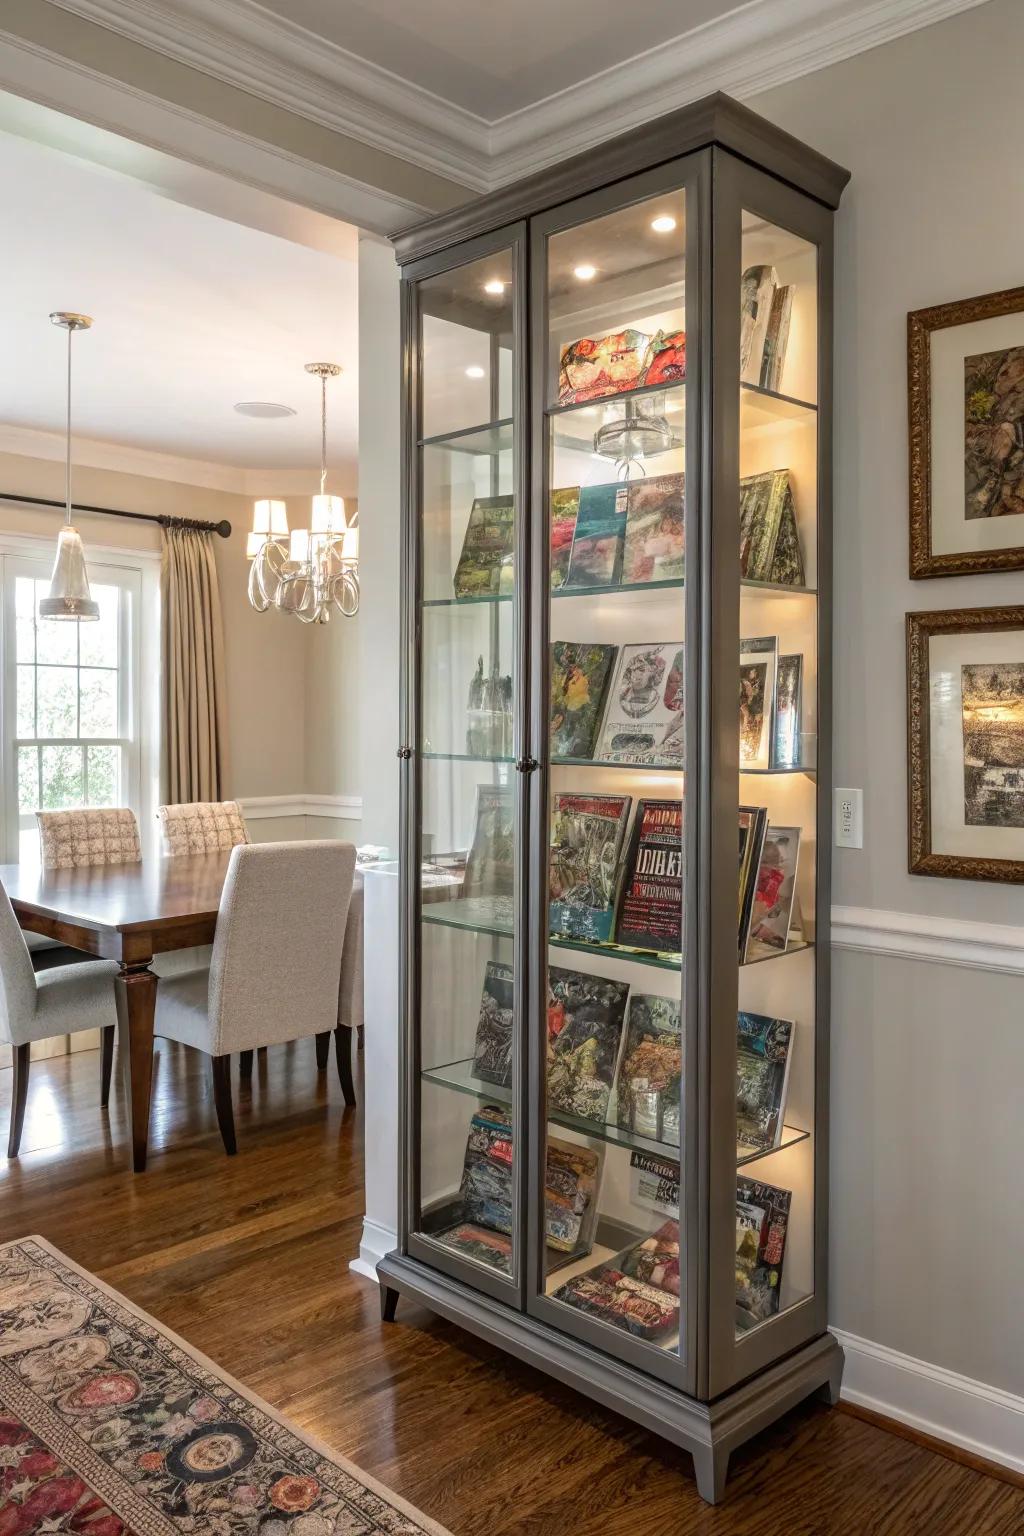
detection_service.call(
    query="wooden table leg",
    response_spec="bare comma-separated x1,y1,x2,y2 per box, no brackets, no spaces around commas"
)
114,963,158,1173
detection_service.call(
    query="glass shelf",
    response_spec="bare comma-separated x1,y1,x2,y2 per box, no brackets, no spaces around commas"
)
423,576,817,609
740,381,817,424
547,379,685,419
424,1056,810,1169
421,751,814,775
419,418,513,455
421,897,813,971
422,1057,681,1159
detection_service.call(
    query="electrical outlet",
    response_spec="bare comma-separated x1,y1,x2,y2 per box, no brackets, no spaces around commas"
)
834,788,863,849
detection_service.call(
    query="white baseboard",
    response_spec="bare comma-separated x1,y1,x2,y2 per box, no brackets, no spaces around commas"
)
240,794,362,822
349,1219,397,1284
831,906,1024,975
834,1328,1024,1476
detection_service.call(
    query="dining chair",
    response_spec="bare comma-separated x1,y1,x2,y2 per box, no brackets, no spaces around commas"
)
0,884,120,1157
153,840,358,1154
36,807,142,869
158,800,251,856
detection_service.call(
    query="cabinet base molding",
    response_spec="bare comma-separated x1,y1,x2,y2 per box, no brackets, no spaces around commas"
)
376,1250,844,1504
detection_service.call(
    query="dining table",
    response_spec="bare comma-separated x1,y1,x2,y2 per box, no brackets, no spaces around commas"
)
0,850,363,1173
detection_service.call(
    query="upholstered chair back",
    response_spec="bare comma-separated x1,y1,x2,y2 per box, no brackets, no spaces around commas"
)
36,808,141,870
159,800,251,857
207,841,357,1055
0,884,37,1044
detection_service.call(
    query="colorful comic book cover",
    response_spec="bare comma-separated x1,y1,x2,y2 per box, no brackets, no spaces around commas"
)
736,1012,794,1155
614,799,683,955
558,327,651,405
432,1223,513,1274
772,654,803,768
547,965,630,1125
471,960,514,1087
738,804,768,953
596,643,684,766
548,792,631,944
614,1218,681,1297
550,641,617,759
550,487,580,589
736,1175,792,1328
739,635,778,770
745,825,801,957
615,995,682,1142
565,482,628,587
622,472,685,584
552,1267,679,1341
453,495,515,597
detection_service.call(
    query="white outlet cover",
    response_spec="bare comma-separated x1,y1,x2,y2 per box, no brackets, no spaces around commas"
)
834,787,863,849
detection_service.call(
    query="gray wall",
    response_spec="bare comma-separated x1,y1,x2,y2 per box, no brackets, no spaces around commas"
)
751,0,1024,1394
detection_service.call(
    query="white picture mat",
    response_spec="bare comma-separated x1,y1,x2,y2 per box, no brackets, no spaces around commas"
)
931,312,1024,556
928,628,1024,859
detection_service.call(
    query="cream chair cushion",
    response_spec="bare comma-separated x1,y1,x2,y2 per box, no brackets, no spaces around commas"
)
156,841,357,1057
36,808,141,869
0,884,118,1047
159,801,250,856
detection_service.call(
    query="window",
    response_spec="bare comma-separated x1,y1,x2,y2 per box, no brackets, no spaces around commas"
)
2,552,142,862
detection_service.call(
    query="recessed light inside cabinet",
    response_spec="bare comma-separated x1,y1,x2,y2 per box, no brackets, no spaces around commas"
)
465,365,486,379
573,263,597,281
651,215,677,233
483,279,506,295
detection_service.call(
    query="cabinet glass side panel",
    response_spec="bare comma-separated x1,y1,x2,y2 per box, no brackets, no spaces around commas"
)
735,212,818,1340
414,250,522,1288
540,189,688,1365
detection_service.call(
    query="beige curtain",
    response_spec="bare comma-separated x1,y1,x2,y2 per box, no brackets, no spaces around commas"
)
161,524,228,803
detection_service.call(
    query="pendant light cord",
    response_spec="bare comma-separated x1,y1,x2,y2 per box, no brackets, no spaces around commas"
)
64,323,73,527
320,372,327,496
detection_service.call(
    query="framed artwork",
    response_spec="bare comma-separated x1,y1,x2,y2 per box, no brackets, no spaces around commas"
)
907,606,1024,881
909,286,1024,577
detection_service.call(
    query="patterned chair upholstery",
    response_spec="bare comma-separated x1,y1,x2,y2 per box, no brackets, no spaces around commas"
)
36,808,141,870
158,801,250,857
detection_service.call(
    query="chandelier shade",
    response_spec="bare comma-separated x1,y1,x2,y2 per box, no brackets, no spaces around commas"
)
245,361,358,622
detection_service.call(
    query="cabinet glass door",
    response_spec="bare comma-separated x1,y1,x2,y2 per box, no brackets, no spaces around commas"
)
528,171,695,1382
408,235,526,1300
734,208,820,1341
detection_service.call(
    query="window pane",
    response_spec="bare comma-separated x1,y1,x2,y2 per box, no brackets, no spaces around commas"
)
79,668,118,737
17,747,39,814
15,613,35,664
41,744,84,810
15,576,36,619
79,585,119,668
16,666,35,737
37,667,78,738
86,745,119,806
35,589,78,665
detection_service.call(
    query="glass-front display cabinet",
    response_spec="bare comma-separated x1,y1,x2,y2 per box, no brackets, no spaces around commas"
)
378,94,849,1504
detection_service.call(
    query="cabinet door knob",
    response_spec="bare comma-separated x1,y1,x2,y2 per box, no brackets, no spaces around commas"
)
396,746,414,760
516,756,539,773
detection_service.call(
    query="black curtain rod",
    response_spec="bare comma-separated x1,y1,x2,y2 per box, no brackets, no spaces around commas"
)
0,492,232,539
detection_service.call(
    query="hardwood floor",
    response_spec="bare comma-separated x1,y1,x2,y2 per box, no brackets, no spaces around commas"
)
0,1044,1020,1535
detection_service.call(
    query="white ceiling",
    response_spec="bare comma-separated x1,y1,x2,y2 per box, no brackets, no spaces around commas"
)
251,0,739,118
0,128,359,487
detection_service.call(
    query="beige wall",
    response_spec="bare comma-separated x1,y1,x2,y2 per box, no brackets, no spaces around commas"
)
0,448,308,802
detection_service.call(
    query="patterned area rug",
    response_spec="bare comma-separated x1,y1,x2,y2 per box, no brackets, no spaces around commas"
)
0,1236,450,1535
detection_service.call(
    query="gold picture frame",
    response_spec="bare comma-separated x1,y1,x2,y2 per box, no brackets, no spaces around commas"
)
907,605,1024,881
909,286,1024,578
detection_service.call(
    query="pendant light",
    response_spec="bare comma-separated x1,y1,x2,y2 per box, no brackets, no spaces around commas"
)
40,312,99,622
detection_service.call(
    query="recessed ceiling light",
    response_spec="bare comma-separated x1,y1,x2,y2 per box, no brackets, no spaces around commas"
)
651,215,677,234
465,365,486,379
234,401,297,419
483,279,507,295
573,264,597,281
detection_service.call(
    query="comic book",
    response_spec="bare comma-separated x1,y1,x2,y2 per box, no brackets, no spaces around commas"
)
621,473,685,584
549,792,631,943
615,994,682,1142
546,965,630,1125
453,495,514,597
736,1012,794,1156
595,643,684,767
565,482,628,587
735,1176,792,1328
614,799,683,955
471,960,514,1086
550,641,617,759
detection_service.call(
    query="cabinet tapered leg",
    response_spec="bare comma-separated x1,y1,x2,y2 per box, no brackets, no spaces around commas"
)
380,1284,400,1323
693,1444,729,1505
114,963,158,1173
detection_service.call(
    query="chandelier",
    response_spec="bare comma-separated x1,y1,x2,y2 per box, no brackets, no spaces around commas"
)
40,312,100,622
247,361,358,622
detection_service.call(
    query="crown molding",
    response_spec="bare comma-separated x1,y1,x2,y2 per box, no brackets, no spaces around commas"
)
0,22,431,235
0,424,255,493
44,0,990,193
